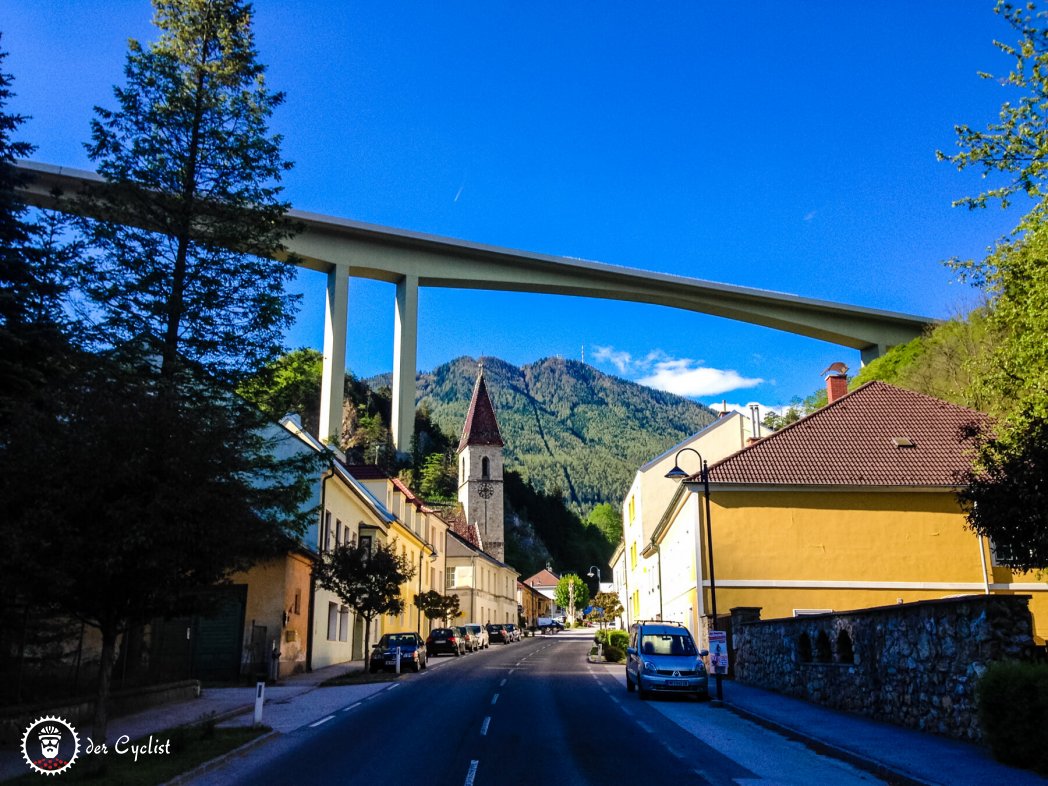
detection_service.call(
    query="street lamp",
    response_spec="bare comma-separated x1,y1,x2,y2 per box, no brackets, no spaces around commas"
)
587,565,601,585
665,447,723,701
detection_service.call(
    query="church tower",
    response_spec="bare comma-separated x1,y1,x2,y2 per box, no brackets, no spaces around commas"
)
457,364,505,562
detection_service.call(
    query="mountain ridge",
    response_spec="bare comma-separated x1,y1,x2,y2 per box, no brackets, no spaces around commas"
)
373,355,717,512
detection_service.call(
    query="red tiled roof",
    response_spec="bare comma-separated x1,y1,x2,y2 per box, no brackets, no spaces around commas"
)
458,372,504,451
704,382,986,487
523,568,560,587
442,505,481,547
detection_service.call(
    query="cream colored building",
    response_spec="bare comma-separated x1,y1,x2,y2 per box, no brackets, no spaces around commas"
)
614,409,766,628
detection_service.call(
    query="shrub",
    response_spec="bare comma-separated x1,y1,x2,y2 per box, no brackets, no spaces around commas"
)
608,629,629,651
977,661,1048,774
603,644,625,663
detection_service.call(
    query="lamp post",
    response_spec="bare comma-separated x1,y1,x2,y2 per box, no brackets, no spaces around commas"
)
665,447,723,701
587,565,601,586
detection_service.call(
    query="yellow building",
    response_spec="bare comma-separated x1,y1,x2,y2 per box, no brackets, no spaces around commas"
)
648,379,1047,650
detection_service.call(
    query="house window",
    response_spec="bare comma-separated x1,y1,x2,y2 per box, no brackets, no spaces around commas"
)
482,457,490,479
992,540,1034,567
293,590,301,615
359,535,372,555
630,543,637,570
327,602,338,641
339,607,349,642
323,511,332,552
446,567,456,589
628,496,635,522
335,519,342,547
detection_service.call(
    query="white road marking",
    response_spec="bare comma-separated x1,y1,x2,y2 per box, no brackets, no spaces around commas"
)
309,715,335,728
491,693,500,705
638,721,655,734
500,678,507,687
480,716,491,736
342,702,361,712
464,760,479,786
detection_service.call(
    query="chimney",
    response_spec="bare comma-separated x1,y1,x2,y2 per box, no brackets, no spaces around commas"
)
822,362,849,404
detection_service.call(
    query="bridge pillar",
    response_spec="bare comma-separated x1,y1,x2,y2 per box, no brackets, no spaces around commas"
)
860,343,889,366
392,273,419,455
320,264,349,444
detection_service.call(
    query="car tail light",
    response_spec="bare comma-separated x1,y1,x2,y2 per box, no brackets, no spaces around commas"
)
449,636,457,643
426,636,433,644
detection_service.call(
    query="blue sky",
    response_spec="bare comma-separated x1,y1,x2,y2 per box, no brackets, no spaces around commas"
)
4,1,1024,413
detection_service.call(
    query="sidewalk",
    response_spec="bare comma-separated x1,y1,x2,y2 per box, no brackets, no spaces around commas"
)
716,679,1046,786
0,661,381,783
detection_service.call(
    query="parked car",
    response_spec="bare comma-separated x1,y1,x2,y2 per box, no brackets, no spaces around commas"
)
457,625,480,652
464,623,490,649
504,623,521,642
625,620,708,701
369,632,428,673
426,627,467,657
486,623,511,644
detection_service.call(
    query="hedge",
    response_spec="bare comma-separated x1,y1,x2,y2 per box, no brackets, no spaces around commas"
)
977,661,1048,774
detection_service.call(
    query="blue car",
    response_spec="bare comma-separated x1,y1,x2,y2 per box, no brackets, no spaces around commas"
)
369,632,428,673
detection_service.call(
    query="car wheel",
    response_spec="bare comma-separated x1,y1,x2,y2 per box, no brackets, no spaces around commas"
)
421,656,427,670
626,673,635,692
412,660,420,673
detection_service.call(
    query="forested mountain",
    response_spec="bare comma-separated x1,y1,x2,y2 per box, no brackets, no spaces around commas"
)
376,355,717,513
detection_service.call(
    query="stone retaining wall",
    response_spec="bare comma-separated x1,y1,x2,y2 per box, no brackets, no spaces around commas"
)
730,595,1034,741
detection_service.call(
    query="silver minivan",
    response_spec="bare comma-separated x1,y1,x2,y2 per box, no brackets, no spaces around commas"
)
463,623,490,649
625,621,709,700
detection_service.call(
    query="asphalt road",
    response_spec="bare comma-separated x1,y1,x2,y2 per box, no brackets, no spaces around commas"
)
189,632,882,786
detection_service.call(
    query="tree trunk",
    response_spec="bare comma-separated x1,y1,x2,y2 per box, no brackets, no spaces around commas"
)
93,626,119,744
362,617,372,664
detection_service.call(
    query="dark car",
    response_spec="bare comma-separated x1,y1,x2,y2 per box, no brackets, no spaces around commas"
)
486,623,511,644
369,632,428,673
426,627,466,657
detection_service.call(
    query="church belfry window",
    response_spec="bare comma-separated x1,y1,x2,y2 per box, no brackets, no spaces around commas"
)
481,457,490,479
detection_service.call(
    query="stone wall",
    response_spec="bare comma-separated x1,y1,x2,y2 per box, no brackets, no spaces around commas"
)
730,595,1034,741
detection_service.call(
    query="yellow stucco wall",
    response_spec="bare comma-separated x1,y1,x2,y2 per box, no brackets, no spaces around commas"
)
703,489,1048,644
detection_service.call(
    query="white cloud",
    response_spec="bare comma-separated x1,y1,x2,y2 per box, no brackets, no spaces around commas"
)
592,345,634,374
639,360,763,398
592,346,763,398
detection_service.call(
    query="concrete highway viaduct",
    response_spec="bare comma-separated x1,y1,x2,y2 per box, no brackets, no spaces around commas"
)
17,161,931,451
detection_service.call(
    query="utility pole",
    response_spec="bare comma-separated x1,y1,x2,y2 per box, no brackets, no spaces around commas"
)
569,580,575,625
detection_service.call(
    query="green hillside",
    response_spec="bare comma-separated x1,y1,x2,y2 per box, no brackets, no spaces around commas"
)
402,355,717,512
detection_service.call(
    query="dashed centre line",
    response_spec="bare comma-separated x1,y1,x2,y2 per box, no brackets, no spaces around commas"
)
491,693,500,705
309,715,335,728
464,760,479,786
499,678,507,687
342,702,361,712
480,716,491,736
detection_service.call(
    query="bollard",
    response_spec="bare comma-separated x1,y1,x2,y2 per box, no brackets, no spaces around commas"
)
395,646,401,675
253,681,265,727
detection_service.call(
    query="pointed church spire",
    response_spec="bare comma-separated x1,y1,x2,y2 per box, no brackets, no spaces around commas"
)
458,362,504,452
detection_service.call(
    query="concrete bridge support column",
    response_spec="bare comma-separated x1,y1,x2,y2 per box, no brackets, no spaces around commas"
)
392,273,419,455
320,264,349,444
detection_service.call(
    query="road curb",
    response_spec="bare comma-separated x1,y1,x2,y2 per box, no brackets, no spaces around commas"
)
159,727,279,786
720,702,936,786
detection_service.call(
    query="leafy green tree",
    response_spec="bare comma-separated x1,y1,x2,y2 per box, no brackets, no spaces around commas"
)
81,0,299,384
4,1,316,743
238,348,323,434
585,503,622,545
938,1,1048,219
763,388,827,431
317,540,416,659
419,451,457,501
589,591,624,631
414,589,461,626
937,2,1048,567
553,574,589,622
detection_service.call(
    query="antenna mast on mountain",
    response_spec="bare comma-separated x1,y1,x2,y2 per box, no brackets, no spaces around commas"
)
581,345,585,364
